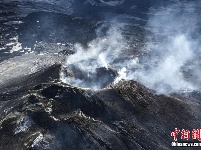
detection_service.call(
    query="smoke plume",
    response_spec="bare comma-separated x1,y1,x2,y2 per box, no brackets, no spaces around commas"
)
132,2,200,94
61,2,201,94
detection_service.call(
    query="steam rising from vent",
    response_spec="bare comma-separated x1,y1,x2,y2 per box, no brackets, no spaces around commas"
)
61,2,201,94
61,24,128,89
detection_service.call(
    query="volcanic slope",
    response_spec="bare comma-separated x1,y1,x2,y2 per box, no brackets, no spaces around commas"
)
0,64,200,150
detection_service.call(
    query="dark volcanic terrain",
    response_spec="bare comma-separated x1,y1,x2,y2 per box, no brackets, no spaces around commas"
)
1,0,201,150
0,65,201,150
1,64,201,150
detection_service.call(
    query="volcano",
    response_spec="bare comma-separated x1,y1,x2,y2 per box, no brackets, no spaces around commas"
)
1,0,201,150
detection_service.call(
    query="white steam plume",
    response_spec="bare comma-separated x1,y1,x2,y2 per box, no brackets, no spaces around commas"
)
131,2,200,94
61,23,129,89
61,2,201,94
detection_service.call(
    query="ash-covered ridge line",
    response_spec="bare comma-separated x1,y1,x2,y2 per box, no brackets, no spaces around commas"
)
0,0,201,150
0,64,201,150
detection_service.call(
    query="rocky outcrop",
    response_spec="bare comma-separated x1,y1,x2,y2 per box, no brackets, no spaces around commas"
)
0,64,200,150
